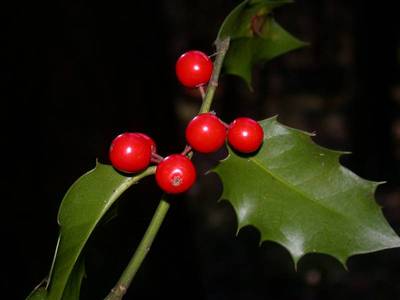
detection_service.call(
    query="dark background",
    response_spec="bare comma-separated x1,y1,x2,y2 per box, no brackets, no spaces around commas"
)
2,0,400,299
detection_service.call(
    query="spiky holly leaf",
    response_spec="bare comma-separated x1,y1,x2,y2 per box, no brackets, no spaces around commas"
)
217,0,307,88
213,117,400,266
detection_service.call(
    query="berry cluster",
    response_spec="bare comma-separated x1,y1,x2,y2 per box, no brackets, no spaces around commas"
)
108,50,264,194
186,113,263,154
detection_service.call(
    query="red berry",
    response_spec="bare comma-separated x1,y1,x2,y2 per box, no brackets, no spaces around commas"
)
155,154,196,194
109,133,152,173
227,117,264,153
137,133,157,154
185,113,227,153
175,50,213,88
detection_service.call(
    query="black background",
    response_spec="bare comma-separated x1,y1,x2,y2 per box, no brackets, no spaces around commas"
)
2,0,400,299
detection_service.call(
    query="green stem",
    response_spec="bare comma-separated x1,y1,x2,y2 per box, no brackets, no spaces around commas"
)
104,36,231,300
104,197,170,300
199,37,230,113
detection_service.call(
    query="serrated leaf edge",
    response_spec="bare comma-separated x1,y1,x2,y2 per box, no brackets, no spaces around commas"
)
217,0,294,41
212,116,400,269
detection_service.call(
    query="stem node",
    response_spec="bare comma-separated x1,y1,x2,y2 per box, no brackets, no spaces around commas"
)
104,36,231,300
199,37,230,114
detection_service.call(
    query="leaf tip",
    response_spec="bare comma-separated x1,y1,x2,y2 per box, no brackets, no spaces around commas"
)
292,255,302,271
339,257,349,271
338,150,352,156
375,180,387,187
299,40,311,48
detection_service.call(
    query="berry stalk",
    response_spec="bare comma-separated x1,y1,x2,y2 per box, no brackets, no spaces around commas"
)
104,37,230,300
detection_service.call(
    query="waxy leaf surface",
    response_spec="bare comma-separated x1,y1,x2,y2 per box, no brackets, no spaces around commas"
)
214,117,400,265
42,163,154,300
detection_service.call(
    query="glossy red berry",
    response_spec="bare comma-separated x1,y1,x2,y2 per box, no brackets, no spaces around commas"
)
155,154,196,194
227,117,264,153
109,133,152,173
137,133,157,154
185,113,227,153
175,50,213,88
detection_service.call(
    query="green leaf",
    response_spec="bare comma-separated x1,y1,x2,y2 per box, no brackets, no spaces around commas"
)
45,162,155,300
61,257,85,300
26,287,47,300
213,117,400,266
217,0,307,88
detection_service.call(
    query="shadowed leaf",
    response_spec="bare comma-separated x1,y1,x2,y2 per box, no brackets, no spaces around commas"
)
217,0,307,88
39,163,155,300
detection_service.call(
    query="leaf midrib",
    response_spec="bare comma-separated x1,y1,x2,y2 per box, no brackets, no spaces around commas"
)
249,154,351,220
49,165,156,300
